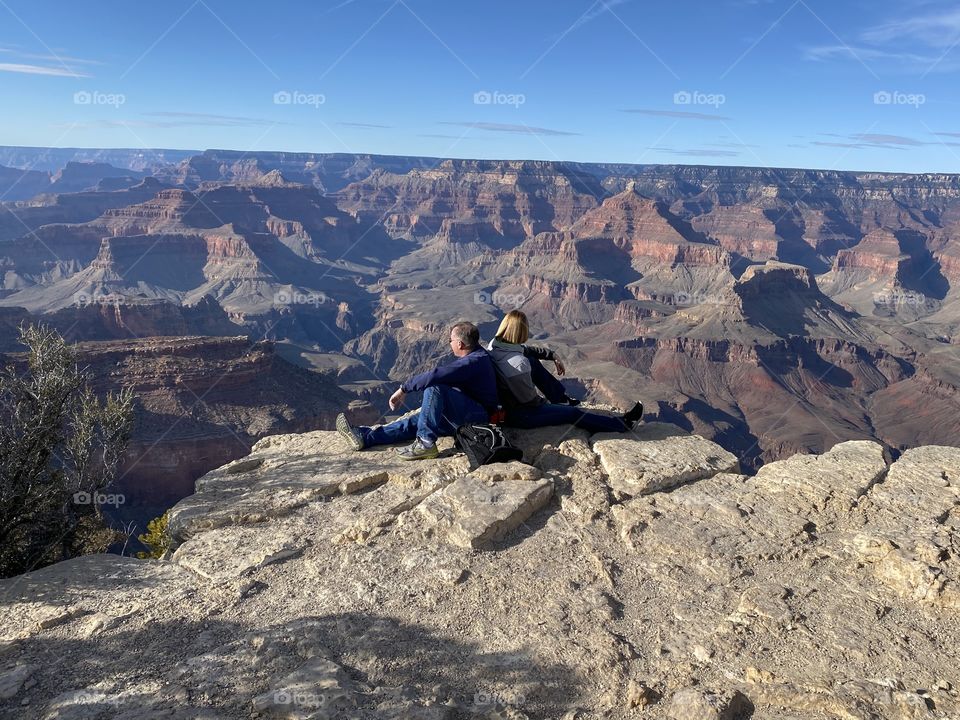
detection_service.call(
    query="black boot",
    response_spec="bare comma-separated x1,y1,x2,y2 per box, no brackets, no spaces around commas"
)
562,395,581,406
621,401,643,428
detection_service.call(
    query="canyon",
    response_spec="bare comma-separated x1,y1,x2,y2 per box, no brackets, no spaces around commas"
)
1,147,959,506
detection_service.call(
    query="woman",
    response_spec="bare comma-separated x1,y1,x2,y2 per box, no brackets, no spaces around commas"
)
486,310,644,433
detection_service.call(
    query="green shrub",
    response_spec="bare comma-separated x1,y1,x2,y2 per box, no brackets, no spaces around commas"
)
0,323,135,578
137,511,171,559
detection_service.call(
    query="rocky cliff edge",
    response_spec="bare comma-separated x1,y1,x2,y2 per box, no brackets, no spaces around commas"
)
1,422,959,719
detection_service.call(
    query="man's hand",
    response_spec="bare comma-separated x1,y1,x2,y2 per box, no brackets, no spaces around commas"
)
554,357,566,376
389,387,407,411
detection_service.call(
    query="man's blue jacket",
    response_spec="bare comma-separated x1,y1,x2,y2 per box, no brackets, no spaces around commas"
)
400,348,499,412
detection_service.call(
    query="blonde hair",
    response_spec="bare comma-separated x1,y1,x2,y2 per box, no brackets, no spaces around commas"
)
495,310,529,345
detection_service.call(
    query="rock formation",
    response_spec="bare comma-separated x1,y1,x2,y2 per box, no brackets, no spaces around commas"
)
155,150,443,193
1,424,957,719
0,146,196,174
46,162,145,195
0,164,52,202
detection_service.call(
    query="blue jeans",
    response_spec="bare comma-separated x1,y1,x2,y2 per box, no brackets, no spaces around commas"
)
362,385,490,447
529,357,570,403
507,403,627,434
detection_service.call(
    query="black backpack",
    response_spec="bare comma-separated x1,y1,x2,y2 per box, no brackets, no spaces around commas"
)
454,423,524,469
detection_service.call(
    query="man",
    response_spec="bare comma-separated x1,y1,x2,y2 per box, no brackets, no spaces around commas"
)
336,321,498,460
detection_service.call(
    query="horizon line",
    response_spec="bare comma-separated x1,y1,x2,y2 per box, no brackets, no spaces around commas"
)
0,143,956,178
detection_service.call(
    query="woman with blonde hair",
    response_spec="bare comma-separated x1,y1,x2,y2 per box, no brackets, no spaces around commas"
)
486,310,644,433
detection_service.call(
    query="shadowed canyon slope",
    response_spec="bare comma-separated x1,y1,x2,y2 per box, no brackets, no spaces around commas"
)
2,150,960,486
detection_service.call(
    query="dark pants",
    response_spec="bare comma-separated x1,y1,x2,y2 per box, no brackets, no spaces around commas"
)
508,357,625,433
507,403,628,434
361,385,489,447
529,357,569,403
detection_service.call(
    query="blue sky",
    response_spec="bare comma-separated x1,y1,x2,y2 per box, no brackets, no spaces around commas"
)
1,0,959,172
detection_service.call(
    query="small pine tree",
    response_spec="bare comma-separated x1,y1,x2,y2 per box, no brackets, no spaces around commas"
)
137,511,171,559
0,323,135,578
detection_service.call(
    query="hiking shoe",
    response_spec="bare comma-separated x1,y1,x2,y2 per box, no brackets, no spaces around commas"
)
562,395,581,406
396,439,439,461
622,401,644,429
336,412,364,451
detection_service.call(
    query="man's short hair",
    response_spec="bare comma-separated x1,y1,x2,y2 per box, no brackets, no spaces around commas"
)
450,321,480,349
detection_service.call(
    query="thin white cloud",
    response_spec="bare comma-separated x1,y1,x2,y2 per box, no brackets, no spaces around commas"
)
56,113,288,130
417,133,494,140
141,111,286,127
438,121,580,136
652,146,741,157
808,132,928,150
706,141,760,148
338,121,394,129
803,45,940,64
812,141,871,148
1,49,102,65
861,8,960,48
0,62,90,77
0,45,100,77
853,133,925,146
621,109,731,121
804,6,960,72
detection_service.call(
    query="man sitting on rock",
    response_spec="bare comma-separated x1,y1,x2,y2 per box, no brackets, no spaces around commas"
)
336,321,499,460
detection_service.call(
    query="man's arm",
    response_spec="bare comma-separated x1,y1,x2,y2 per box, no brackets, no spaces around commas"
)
400,354,476,393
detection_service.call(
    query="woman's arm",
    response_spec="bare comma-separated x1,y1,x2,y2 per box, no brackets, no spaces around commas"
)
523,344,565,376
522,344,555,361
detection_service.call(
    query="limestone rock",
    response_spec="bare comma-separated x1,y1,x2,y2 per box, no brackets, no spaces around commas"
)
844,444,960,608
751,439,888,513
3,423,960,720
0,664,35,700
417,473,554,549
251,656,357,717
503,425,590,465
167,431,469,544
624,679,656,709
173,520,305,581
466,461,542,484
668,687,752,719
592,422,739,496
0,555,195,641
